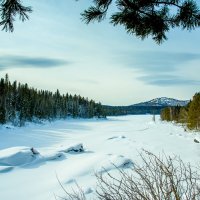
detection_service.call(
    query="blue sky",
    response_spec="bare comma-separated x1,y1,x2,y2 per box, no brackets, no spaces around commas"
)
0,0,199,105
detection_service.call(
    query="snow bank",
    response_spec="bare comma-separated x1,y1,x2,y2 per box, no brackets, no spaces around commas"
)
0,143,85,172
59,143,84,153
43,152,64,161
0,166,14,173
0,147,40,167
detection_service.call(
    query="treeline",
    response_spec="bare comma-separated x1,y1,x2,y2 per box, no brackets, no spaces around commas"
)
0,74,105,126
161,93,200,130
103,105,165,116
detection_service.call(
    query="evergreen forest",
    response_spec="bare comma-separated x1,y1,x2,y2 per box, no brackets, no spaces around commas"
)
161,93,200,130
103,105,165,116
0,74,105,126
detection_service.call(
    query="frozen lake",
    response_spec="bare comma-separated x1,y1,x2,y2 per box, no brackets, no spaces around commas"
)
0,115,199,200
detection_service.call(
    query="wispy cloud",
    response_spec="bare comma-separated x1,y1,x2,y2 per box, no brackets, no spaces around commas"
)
118,51,200,73
138,74,200,86
0,55,70,70
116,51,200,87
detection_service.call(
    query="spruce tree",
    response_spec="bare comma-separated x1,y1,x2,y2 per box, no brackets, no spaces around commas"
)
188,93,200,130
0,74,105,126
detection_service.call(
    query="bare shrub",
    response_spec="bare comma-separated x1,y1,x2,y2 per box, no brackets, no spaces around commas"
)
55,177,86,200
60,151,200,200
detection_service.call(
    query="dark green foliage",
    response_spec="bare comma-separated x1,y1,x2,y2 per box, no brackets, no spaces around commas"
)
0,0,32,31
188,93,200,130
0,78,6,124
0,106,6,124
178,107,188,124
161,106,181,122
82,0,200,43
104,105,165,116
161,93,200,131
0,74,105,126
160,107,171,121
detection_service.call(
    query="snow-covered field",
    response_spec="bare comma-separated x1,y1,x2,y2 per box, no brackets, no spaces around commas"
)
0,115,199,200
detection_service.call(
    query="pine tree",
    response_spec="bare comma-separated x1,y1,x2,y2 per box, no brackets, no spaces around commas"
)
160,107,171,121
179,107,188,124
0,106,6,124
0,74,105,126
0,78,6,124
188,93,200,130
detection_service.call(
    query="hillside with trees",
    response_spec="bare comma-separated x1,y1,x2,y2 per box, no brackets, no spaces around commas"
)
103,105,165,116
161,93,200,130
103,97,188,116
0,74,105,126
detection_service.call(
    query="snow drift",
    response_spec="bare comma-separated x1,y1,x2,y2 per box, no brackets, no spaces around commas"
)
0,147,40,167
0,143,85,172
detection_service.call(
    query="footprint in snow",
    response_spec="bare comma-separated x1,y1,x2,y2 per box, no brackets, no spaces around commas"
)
107,135,126,140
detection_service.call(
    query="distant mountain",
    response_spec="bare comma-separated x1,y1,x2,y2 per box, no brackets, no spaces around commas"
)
131,97,189,107
103,97,189,116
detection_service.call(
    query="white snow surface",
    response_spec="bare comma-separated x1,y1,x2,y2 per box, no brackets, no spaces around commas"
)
0,115,199,200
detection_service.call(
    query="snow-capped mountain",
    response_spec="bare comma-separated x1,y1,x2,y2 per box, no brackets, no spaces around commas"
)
132,97,189,107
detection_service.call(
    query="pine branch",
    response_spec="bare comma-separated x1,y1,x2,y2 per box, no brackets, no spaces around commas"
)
82,0,200,43
81,0,112,23
0,0,32,31
0,0,200,44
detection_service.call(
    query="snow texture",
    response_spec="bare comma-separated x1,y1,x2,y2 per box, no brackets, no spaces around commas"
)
0,115,199,200
0,143,84,170
0,147,40,166
96,155,133,173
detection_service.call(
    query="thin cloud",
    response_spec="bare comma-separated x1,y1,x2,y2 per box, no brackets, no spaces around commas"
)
117,51,200,87
0,55,70,70
138,74,200,86
117,51,200,73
